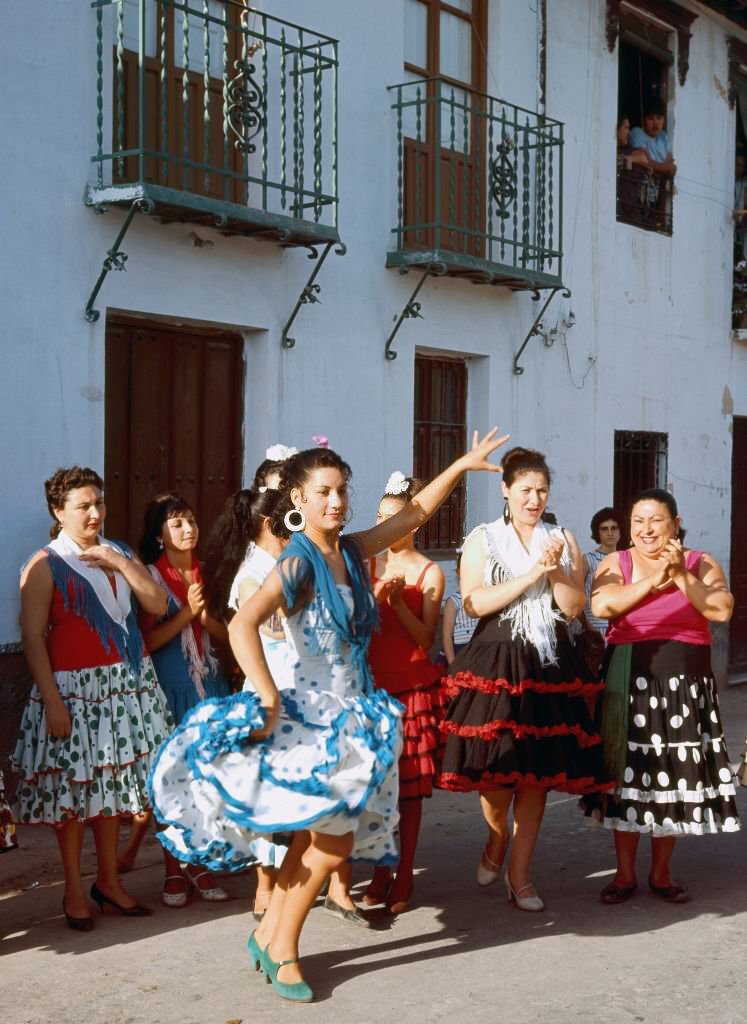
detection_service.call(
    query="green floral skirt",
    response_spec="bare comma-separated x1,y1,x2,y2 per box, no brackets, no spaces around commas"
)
12,657,173,824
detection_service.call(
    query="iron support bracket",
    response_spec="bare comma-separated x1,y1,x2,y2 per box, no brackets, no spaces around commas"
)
512,286,571,376
281,241,347,349
384,262,447,361
84,199,154,323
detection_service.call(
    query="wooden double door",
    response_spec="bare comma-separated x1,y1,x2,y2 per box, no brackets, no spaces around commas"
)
105,318,244,549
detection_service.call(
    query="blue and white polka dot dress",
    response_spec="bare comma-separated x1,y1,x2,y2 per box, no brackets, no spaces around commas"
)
149,586,403,870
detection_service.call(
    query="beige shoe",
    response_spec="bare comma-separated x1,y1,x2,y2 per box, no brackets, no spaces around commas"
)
476,843,504,886
505,872,544,912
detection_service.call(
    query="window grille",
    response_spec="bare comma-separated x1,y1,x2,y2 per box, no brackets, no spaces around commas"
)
613,430,669,527
413,354,467,550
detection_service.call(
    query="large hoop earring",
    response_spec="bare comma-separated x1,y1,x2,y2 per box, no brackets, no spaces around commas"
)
503,501,511,525
284,507,306,533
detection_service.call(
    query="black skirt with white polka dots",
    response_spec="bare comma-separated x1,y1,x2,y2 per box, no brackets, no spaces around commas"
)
587,640,740,836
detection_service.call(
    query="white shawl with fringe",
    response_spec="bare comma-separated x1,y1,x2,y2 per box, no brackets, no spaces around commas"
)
473,517,572,666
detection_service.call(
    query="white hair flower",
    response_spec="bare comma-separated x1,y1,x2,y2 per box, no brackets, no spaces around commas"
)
265,443,298,462
384,470,410,496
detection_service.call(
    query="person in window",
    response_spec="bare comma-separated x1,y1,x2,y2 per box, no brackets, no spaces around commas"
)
617,117,650,169
630,102,676,177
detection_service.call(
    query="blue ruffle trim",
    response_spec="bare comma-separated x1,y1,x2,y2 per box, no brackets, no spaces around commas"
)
147,688,402,873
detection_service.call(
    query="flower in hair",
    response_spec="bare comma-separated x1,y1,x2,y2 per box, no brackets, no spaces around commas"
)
312,435,329,449
266,443,298,462
384,470,409,496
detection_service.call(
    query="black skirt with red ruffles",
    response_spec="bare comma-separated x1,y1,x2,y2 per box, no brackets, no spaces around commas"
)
436,614,612,795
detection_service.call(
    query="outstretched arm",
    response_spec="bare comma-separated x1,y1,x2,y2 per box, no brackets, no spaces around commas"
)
351,428,509,559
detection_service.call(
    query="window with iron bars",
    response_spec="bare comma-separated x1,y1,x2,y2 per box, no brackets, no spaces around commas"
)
613,430,669,538
414,354,467,550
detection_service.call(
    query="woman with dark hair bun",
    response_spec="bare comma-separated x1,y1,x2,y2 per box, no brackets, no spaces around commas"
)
359,471,446,915
117,492,231,906
150,429,506,1001
587,488,739,904
205,472,292,921
13,467,172,928
437,446,612,912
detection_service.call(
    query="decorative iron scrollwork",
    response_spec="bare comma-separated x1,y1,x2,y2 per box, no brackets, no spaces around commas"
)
490,132,516,219
227,58,265,154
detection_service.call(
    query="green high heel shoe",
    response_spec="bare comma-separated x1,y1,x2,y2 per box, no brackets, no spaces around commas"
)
265,949,314,1003
247,931,270,975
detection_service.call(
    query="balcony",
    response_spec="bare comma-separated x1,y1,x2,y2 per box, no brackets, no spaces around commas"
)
386,79,563,291
616,161,673,236
86,0,339,247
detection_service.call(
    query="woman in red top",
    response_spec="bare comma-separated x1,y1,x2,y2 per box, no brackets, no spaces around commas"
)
13,467,173,929
589,488,739,904
362,473,445,914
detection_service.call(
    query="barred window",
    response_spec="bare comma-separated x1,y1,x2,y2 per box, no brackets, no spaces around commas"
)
613,430,668,527
413,354,467,550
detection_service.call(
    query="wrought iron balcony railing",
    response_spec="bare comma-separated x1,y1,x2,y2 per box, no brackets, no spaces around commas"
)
86,0,339,245
386,78,564,290
616,161,673,236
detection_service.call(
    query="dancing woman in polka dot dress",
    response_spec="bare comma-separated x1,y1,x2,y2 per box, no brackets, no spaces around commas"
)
588,488,740,904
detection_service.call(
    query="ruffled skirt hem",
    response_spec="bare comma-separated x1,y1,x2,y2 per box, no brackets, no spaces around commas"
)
149,689,403,873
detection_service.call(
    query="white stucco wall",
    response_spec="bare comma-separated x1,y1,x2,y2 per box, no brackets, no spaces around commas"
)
1,0,747,642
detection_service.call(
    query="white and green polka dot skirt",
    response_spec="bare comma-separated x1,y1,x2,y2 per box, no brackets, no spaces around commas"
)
12,657,173,824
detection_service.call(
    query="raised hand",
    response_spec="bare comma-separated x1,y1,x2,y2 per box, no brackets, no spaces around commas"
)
460,427,511,474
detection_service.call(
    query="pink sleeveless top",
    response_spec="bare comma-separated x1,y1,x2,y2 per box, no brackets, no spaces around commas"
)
606,548,711,647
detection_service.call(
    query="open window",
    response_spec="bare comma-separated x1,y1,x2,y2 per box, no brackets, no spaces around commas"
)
616,8,674,235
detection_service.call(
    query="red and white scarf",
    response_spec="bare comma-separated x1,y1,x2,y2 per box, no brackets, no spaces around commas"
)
148,553,218,700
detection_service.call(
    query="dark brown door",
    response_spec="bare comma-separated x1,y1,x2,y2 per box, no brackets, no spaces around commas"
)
730,416,747,673
105,318,244,549
403,0,487,255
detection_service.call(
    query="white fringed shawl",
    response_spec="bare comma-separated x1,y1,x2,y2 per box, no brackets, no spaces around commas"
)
473,517,572,666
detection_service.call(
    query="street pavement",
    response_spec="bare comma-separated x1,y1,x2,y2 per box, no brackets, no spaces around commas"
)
2,685,747,1024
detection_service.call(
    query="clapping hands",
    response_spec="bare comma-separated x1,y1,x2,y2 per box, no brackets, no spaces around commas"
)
533,534,565,579
651,538,685,591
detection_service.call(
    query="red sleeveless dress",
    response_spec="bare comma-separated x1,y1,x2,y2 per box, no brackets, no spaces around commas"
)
368,561,446,799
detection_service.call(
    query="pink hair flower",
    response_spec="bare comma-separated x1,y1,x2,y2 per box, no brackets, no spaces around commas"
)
312,435,329,449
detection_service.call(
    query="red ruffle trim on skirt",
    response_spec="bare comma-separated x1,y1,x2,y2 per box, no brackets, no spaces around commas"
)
437,770,615,795
443,670,603,700
393,681,448,800
440,718,602,747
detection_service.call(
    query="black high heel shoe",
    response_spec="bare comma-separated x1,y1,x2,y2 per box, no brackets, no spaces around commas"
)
90,882,153,917
62,899,94,932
